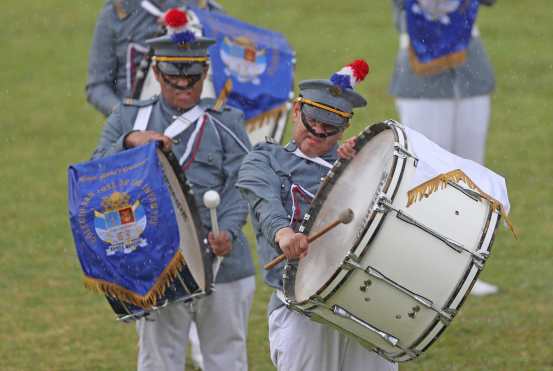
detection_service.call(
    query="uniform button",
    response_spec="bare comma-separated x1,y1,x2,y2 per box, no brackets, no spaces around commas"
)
281,184,285,188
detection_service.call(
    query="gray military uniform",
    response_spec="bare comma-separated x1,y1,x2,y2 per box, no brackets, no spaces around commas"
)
389,0,495,98
237,141,397,371
92,95,255,371
86,0,222,116
389,0,496,166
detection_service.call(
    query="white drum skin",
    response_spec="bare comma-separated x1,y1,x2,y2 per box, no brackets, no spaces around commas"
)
287,122,500,362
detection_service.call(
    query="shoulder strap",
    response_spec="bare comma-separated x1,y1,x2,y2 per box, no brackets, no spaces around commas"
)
133,105,154,131
206,112,250,153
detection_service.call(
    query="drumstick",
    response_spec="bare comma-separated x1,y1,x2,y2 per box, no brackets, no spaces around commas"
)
203,191,223,277
264,208,354,270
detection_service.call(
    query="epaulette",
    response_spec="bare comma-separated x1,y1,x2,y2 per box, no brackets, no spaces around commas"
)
201,97,226,114
113,0,129,20
123,96,158,107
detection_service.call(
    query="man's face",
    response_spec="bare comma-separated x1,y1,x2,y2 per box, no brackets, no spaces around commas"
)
153,65,207,111
291,102,344,157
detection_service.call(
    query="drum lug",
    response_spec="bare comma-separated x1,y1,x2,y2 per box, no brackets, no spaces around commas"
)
393,143,419,166
374,193,393,214
341,252,362,271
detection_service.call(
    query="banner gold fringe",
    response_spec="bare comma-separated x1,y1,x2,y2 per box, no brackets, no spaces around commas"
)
211,78,288,135
408,46,466,76
83,251,186,308
406,169,518,239
244,104,288,133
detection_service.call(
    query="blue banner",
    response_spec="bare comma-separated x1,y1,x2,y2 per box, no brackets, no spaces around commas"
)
405,0,479,69
193,7,295,121
68,143,183,305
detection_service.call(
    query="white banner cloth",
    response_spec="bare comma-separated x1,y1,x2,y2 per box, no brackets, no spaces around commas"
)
405,126,510,214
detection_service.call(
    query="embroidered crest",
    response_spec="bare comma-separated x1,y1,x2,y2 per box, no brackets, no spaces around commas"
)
220,36,267,85
94,191,148,255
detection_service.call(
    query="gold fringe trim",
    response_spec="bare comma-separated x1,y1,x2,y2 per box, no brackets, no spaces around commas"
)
408,46,466,76
294,97,352,118
244,104,288,133
83,251,186,308
213,79,233,112
406,169,518,239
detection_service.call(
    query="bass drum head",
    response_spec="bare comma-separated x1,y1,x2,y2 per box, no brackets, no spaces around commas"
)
157,149,208,291
295,128,396,303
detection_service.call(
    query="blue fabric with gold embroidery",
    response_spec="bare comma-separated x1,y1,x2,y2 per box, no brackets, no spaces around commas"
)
192,7,294,121
405,0,479,63
68,142,180,296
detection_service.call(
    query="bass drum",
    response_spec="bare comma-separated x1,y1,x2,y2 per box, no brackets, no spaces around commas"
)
283,121,501,362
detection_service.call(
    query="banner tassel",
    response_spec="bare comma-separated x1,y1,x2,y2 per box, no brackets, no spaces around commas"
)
83,251,187,308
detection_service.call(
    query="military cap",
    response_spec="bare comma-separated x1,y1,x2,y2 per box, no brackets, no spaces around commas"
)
145,8,215,76
296,60,369,127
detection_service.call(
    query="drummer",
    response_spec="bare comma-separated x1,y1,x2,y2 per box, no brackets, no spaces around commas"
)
91,9,255,371
237,61,397,370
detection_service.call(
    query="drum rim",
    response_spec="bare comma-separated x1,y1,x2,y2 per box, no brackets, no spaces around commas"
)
157,147,214,294
286,121,408,306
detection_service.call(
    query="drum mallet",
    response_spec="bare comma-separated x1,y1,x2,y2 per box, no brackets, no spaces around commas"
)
203,190,223,277
264,208,354,270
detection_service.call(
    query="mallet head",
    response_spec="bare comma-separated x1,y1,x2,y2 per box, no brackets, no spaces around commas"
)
339,208,354,224
203,190,220,209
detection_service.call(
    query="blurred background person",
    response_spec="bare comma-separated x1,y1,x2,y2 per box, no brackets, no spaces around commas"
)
389,0,499,296
86,0,222,117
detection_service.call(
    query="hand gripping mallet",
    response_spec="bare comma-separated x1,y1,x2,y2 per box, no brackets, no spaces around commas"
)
264,208,355,270
203,190,223,278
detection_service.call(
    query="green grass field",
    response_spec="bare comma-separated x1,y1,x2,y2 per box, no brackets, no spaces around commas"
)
1,0,552,370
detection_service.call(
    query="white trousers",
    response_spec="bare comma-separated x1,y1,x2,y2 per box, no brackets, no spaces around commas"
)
395,96,491,165
136,276,255,371
269,306,398,371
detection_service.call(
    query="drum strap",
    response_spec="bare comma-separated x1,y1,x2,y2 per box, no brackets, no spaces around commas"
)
289,184,314,226
133,105,154,131
291,149,333,169
140,0,163,17
132,105,208,167
127,43,149,92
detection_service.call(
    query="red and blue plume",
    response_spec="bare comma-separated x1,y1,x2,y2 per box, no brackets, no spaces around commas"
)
330,59,370,90
163,8,196,44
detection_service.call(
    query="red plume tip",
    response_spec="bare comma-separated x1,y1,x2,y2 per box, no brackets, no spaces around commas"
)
349,59,370,81
164,8,188,28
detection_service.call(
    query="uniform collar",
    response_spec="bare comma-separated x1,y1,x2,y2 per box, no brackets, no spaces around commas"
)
285,140,339,163
159,95,200,123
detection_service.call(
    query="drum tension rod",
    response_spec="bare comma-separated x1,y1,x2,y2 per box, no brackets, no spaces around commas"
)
342,254,455,325
331,305,401,347
447,181,482,202
376,194,486,269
